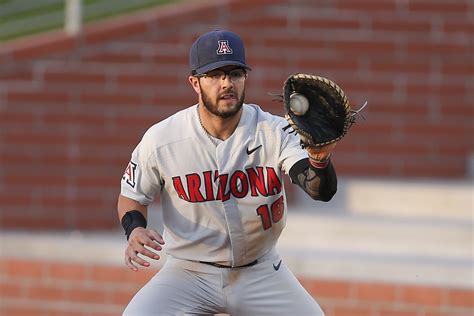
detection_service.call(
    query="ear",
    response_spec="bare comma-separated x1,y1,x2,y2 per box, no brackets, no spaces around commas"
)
188,76,201,95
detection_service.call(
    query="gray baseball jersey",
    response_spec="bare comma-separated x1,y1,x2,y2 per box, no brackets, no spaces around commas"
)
121,103,307,267
121,103,326,315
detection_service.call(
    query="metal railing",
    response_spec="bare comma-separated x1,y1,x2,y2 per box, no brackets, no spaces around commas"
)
0,0,176,42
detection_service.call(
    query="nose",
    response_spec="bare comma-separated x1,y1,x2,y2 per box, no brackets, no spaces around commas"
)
221,74,234,87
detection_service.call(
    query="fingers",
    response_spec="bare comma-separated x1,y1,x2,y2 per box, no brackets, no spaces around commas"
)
125,228,164,271
129,227,165,246
132,229,164,253
125,248,138,272
135,243,161,260
148,229,165,245
125,245,156,271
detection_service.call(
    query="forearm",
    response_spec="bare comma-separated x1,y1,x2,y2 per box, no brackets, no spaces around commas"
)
289,158,337,201
118,195,149,240
118,195,148,221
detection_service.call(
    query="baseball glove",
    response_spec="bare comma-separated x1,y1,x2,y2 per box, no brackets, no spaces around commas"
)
282,73,364,148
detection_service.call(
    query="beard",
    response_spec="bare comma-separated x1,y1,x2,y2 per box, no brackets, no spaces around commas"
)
200,87,245,119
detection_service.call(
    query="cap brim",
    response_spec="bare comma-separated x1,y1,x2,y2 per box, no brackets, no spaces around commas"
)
193,61,251,75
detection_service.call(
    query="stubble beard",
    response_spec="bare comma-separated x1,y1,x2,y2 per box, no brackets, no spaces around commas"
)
201,88,245,119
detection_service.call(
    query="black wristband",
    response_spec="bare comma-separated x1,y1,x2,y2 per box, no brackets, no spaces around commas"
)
121,210,147,240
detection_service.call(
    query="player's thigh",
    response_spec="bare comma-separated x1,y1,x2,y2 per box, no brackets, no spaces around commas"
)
123,265,225,316
228,261,324,316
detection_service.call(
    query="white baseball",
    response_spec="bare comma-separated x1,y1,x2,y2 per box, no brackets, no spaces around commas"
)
289,93,309,116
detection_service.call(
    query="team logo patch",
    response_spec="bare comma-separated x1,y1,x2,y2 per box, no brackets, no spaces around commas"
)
216,40,233,55
122,161,137,188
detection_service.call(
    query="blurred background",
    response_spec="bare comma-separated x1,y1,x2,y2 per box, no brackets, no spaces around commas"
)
0,0,472,315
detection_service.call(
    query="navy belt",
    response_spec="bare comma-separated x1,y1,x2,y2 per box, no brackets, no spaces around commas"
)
199,259,258,268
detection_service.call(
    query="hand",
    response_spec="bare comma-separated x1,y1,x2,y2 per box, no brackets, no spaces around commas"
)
307,142,336,162
124,227,165,271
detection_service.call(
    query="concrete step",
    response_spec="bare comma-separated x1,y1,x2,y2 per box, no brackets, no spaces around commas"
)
278,211,473,288
279,177,473,288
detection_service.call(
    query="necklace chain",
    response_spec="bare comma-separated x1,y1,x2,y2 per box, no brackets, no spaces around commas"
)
197,105,219,147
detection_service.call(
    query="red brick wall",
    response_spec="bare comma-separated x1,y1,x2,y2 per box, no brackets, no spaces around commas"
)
0,258,472,316
0,0,472,230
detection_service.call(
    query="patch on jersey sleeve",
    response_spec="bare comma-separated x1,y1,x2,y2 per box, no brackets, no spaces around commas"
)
122,161,137,188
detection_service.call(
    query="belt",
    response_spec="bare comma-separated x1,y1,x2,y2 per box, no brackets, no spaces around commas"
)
199,259,258,268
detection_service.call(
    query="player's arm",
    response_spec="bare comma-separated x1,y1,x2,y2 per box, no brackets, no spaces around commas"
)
289,159,337,201
118,194,147,234
118,195,165,271
288,144,337,201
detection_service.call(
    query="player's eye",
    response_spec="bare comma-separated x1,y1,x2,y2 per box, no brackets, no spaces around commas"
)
200,69,247,82
229,69,247,81
206,71,225,80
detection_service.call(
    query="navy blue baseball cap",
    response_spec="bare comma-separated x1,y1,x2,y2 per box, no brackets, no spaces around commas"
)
190,30,251,75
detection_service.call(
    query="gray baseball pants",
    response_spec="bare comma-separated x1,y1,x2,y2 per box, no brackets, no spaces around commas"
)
123,248,324,316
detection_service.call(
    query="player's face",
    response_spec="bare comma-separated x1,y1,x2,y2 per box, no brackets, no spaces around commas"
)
191,66,247,118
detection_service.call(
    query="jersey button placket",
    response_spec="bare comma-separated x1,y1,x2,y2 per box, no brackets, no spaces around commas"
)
216,144,246,267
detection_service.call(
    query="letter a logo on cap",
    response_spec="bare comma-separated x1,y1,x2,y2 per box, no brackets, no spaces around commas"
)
216,40,233,55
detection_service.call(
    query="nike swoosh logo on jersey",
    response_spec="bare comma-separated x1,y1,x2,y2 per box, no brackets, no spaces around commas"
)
273,259,282,271
246,145,262,155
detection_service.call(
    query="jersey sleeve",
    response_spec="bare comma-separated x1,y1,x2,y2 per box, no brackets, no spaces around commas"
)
120,132,162,205
278,120,308,175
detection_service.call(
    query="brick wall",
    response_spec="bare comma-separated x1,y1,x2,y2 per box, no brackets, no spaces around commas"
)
0,0,472,230
0,258,472,316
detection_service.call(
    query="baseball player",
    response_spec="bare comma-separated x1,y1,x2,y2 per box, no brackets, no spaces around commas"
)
119,30,337,316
